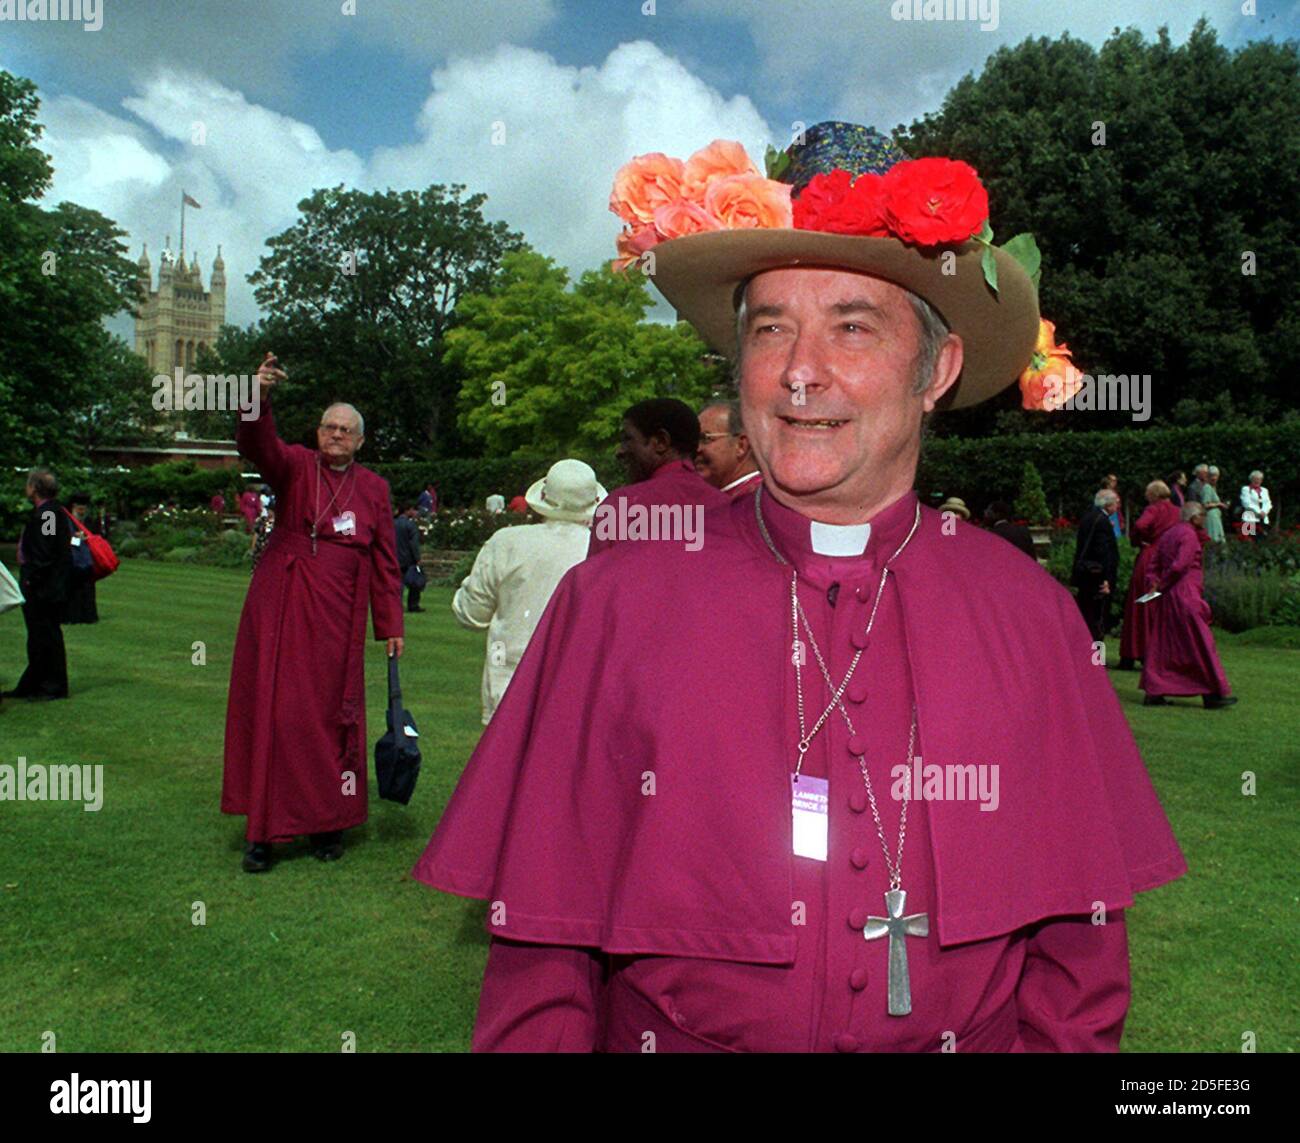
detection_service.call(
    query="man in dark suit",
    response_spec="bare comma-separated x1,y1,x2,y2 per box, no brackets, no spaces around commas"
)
983,501,1036,559
1072,489,1121,642
395,502,424,613
5,469,73,700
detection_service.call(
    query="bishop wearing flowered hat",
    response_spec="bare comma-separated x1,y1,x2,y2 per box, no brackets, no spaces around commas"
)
412,122,1185,1052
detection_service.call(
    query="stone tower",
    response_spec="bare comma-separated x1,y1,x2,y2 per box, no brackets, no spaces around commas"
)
133,241,227,375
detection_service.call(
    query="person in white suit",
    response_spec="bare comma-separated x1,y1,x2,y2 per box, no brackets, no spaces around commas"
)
452,460,605,724
1239,470,1272,538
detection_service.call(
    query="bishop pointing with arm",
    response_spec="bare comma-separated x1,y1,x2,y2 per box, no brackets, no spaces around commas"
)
413,124,1186,1052
223,354,404,873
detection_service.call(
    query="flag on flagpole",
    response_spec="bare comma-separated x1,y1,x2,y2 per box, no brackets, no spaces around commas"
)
182,192,201,208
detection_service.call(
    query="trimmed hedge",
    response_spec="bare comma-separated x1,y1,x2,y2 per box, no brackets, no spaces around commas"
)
8,418,1294,530
916,418,1299,524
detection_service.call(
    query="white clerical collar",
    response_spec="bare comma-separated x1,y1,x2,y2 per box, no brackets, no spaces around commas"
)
328,461,351,472
722,470,761,493
809,519,871,556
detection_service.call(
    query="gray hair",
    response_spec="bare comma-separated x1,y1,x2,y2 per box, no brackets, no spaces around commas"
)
700,398,744,435
1095,489,1120,510
733,280,951,395
1181,500,1205,522
323,402,365,437
1249,470,1264,481
26,468,58,499
1194,463,1209,476
1207,465,1219,477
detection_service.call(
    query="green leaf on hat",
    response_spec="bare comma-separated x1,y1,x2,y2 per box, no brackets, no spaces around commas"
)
981,245,999,294
1000,233,1042,288
764,145,792,181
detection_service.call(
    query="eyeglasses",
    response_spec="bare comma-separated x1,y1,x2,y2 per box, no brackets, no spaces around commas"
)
319,422,358,437
698,432,735,445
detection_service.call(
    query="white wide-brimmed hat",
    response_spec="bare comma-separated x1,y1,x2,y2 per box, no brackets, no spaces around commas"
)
525,459,606,523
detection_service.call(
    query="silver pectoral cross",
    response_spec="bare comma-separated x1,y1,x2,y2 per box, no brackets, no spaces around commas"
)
863,888,929,1016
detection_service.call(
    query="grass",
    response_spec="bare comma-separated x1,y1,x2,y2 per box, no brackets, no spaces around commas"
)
0,560,1295,1052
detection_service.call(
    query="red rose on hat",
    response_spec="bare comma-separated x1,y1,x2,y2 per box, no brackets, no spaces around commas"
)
883,157,988,246
794,170,890,236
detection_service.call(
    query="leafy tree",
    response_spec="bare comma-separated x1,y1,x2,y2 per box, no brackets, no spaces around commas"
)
241,184,527,458
897,22,1299,437
451,251,726,457
1013,461,1051,525
0,69,159,469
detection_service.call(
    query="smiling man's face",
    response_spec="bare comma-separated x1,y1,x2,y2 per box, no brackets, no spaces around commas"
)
738,266,961,524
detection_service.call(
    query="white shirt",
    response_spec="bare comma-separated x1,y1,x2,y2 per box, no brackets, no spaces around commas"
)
451,519,591,724
1240,484,1271,522
721,470,762,495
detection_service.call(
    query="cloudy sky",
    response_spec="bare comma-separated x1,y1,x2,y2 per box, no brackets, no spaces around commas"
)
2,0,1292,333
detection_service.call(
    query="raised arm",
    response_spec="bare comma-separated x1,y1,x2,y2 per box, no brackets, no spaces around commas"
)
235,355,297,490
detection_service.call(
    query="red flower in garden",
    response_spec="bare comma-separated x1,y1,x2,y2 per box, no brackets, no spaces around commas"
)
882,157,989,246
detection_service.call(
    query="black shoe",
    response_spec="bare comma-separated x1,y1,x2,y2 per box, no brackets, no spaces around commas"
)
310,831,344,861
1203,694,1239,709
1143,694,1169,706
242,842,272,873
1118,658,1136,671
408,606,426,613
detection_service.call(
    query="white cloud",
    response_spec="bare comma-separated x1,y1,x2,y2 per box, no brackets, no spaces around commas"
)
370,41,775,279
40,70,365,332
682,0,1250,134
2,0,559,103
34,42,776,334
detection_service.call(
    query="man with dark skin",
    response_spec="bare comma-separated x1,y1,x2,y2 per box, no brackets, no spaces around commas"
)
696,399,761,497
590,397,726,556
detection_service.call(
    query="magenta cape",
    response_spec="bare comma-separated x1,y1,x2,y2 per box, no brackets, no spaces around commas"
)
587,458,727,556
414,493,1185,959
1121,499,1180,662
222,404,403,842
1140,522,1231,697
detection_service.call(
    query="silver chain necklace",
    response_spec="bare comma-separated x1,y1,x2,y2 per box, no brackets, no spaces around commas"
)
754,484,929,1016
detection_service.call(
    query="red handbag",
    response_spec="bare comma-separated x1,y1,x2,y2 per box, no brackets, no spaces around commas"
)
65,510,120,581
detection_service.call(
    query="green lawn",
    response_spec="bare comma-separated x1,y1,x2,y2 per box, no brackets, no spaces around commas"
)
0,560,1295,1052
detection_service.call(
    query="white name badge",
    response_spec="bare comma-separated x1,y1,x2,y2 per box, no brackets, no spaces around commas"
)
332,510,356,536
791,773,828,861
70,536,82,547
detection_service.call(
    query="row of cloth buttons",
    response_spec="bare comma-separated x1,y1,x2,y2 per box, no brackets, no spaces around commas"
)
839,578,879,1051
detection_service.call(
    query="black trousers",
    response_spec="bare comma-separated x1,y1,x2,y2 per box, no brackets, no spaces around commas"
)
1074,584,1110,643
14,599,69,698
405,584,422,612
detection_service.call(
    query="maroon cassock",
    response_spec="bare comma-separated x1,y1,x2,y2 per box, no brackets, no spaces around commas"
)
1140,522,1231,699
413,487,1186,1051
1120,499,1180,663
587,458,728,556
222,401,404,842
